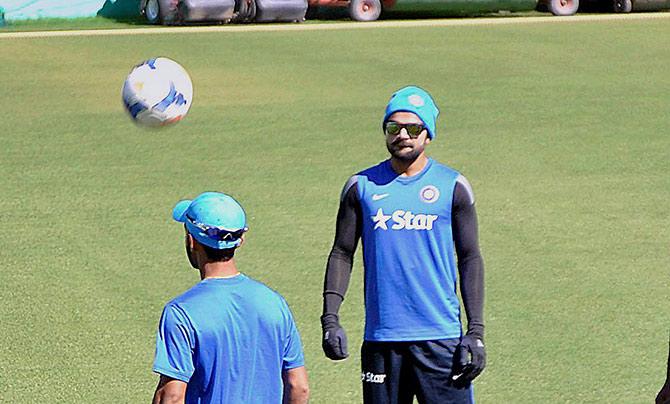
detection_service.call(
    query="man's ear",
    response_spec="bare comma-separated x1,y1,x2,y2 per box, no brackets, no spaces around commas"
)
237,234,246,249
184,228,196,250
187,233,196,249
424,135,431,145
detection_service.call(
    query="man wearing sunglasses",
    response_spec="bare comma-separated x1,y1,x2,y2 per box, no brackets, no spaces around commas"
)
321,86,485,403
152,192,309,404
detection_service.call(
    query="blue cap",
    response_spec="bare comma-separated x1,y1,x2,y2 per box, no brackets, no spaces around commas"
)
172,192,248,250
383,86,440,139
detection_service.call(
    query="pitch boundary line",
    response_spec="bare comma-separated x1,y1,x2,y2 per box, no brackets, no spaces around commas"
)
1,12,669,39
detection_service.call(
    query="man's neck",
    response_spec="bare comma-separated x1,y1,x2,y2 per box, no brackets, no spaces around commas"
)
199,259,240,280
390,153,429,176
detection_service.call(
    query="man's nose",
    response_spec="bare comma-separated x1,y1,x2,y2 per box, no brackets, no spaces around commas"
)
397,128,411,139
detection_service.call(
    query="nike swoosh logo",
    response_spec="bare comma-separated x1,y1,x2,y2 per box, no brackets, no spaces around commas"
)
372,193,389,201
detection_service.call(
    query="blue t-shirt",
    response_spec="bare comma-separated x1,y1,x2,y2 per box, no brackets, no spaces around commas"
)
153,274,304,404
356,158,462,341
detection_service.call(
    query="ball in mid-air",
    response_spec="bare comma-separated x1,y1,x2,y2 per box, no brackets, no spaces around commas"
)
122,57,193,128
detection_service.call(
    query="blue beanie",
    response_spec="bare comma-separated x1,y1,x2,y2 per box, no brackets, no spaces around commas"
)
383,86,440,139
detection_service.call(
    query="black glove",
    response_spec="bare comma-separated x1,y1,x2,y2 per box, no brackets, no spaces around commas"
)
320,313,349,360
452,334,486,388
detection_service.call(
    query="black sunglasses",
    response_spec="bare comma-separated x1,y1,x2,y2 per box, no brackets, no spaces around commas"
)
384,121,426,138
186,214,247,242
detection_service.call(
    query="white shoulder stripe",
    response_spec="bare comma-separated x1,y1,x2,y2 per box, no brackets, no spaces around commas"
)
456,174,475,205
341,175,359,202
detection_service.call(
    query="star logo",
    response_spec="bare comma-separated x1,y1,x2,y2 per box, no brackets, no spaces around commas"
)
371,208,391,230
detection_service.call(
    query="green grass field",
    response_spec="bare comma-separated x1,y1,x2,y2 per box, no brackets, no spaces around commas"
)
1,17,668,403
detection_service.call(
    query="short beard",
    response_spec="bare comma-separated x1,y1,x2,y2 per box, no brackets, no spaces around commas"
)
387,143,423,162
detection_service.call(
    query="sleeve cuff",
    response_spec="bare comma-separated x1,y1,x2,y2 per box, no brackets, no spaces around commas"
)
282,360,305,371
153,366,192,383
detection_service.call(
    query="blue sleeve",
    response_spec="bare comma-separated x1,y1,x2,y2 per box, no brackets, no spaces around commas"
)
152,304,196,382
282,303,305,370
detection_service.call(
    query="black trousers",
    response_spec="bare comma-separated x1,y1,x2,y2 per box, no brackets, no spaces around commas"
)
361,338,474,404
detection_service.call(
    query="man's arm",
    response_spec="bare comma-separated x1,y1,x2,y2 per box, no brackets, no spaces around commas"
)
152,305,194,401
452,175,485,340
152,375,187,404
451,175,486,387
282,366,310,404
321,176,362,360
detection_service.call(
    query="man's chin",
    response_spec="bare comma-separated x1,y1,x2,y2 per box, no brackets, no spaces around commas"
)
391,149,420,161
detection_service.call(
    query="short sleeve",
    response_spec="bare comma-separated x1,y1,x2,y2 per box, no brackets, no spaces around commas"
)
281,303,305,370
152,304,196,382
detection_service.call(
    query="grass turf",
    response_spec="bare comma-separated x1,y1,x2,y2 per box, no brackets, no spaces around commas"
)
1,18,669,402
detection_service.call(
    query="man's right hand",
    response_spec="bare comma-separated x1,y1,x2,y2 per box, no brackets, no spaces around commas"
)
320,314,349,360
451,334,486,388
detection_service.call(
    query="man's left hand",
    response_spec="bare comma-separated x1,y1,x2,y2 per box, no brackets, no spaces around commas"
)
452,334,486,388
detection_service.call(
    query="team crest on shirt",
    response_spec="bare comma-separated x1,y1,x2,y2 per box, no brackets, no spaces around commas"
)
419,185,440,204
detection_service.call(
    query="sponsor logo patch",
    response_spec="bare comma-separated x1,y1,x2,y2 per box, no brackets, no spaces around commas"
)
372,208,437,231
408,94,425,107
361,372,387,384
372,193,390,201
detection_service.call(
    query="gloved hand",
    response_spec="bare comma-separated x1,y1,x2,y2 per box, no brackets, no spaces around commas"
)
452,334,486,388
658,380,670,404
320,313,349,360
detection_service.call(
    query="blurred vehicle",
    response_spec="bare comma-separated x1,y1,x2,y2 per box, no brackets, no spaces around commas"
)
139,0,670,23
309,0,670,21
598,0,670,12
139,0,307,24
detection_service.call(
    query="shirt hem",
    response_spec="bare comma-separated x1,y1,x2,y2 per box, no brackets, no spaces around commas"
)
364,332,462,342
